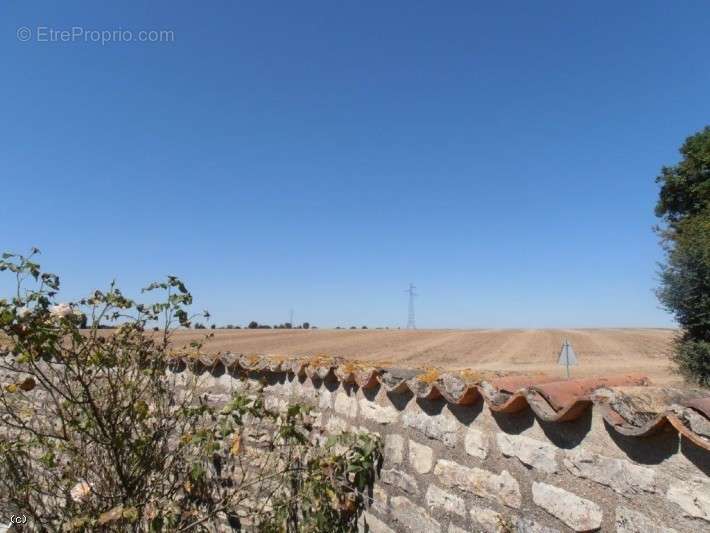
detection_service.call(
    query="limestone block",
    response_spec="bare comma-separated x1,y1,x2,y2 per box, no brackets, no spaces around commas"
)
318,389,333,410
425,485,466,518
469,505,504,533
358,511,395,533
497,433,558,473
514,517,561,533
434,459,521,509
359,398,399,424
402,410,459,447
371,484,389,516
532,481,602,532
615,506,678,533
563,448,657,496
356,425,381,437
384,434,404,465
464,427,489,459
391,496,441,533
666,476,710,523
335,392,358,417
381,468,419,495
408,439,434,474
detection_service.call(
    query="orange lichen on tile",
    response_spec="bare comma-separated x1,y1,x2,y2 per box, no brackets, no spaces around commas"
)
161,349,710,452
243,353,262,365
303,354,339,369
416,368,442,384
260,353,290,364
458,369,494,384
338,360,375,374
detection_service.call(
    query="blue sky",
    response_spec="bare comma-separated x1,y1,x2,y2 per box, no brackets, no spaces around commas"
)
2,1,708,328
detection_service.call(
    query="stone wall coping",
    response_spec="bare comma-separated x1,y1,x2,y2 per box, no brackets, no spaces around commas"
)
167,352,710,453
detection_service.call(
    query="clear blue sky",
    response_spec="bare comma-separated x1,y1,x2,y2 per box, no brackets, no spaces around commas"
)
2,1,708,328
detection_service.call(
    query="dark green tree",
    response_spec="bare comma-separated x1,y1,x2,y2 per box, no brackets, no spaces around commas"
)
656,126,710,386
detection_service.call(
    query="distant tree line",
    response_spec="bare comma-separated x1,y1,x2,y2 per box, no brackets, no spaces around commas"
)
188,322,399,330
334,326,395,330
80,318,402,332
85,318,399,333
198,321,314,330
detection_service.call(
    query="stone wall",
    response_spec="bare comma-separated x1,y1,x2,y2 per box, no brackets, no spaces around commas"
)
191,367,709,533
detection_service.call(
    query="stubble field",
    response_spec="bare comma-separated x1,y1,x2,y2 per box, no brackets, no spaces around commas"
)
170,328,680,385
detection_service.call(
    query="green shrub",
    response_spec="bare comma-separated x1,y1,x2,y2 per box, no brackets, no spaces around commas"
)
672,337,710,387
656,126,710,386
0,250,382,531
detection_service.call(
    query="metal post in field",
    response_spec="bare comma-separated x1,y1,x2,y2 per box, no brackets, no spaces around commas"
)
557,338,578,378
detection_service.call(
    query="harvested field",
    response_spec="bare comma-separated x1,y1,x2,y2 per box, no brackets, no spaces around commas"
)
170,328,682,386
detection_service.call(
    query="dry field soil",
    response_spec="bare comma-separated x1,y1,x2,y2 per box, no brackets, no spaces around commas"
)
169,328,681,386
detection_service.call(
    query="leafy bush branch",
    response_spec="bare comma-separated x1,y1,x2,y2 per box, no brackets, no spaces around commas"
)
0,250,382,531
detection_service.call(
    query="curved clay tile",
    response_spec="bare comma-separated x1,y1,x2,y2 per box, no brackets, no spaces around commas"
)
486,393,530,414
264,357,285,373
437,374,481,405
598,404,672,437
166,351,710,452
307,364,335,380
218,352,240,369
198,353,219,368
594,389,710,450
684,396,710,418
183,360,202,374
669,398,710,450
524,375,648,422
283,359,308,377
406,376,443,400
380,369,421,394
334,366,356,384
354,369,381,389
533,375,648,412
525,390,593,422
489,374,556,394
167,356,186,373
476,375,555,413
667,413,710,450
447,387,482,406
239,354,267,371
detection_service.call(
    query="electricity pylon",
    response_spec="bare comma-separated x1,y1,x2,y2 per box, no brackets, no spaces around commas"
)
406,283,417,329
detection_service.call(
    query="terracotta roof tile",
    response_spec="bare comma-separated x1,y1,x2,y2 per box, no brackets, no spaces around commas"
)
685,396,710,418
168,352,710,452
